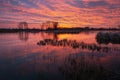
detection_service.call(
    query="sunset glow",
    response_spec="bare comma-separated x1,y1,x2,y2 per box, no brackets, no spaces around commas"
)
0,0,120,28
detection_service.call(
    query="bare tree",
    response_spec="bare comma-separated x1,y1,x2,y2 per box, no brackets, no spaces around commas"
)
41,21,58,30
18,22,28,29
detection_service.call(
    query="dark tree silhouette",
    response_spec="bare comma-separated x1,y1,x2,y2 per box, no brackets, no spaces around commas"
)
53,22,58,29
41,21,58,30
96,32,120,44
18,22,28,29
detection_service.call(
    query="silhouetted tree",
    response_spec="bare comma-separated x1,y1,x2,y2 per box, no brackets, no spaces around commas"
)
41,21,58,30
18,22,28,29
84,26,90,30
96,32,110,44
96,32,120,44
53,22,58,29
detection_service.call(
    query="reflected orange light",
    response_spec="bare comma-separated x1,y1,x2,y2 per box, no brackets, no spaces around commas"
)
57,33,96,43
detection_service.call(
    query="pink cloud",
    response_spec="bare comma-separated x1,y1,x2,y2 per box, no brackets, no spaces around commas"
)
0,0,120,28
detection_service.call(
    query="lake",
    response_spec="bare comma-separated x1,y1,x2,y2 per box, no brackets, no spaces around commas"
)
0,31,120,80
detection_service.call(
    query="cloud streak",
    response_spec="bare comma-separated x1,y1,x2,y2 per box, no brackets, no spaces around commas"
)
0,0,120,28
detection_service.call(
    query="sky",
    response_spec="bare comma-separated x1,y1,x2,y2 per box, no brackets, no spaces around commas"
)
0,0,120,28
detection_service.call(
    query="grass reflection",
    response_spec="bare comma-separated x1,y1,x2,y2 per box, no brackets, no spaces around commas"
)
59,53,119,80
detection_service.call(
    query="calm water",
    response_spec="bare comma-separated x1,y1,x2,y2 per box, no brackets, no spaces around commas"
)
0,31,120,80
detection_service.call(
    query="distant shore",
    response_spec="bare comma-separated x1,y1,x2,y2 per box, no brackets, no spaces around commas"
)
0,28,120,34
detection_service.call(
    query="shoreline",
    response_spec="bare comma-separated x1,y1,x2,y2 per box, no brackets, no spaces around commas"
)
0,28,120,33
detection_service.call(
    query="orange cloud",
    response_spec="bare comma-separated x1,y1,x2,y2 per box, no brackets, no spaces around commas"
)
0,0,120,28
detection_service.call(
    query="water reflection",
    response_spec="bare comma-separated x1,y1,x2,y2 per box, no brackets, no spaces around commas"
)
17,31,93,42
59,53,120,80
37,39,120,53
96,32,120,44
0,31,120,80
18,32,29,41
17,31,120,45
40,32,58,40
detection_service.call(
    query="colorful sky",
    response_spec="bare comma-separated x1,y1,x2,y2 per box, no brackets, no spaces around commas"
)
0,0,120,28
